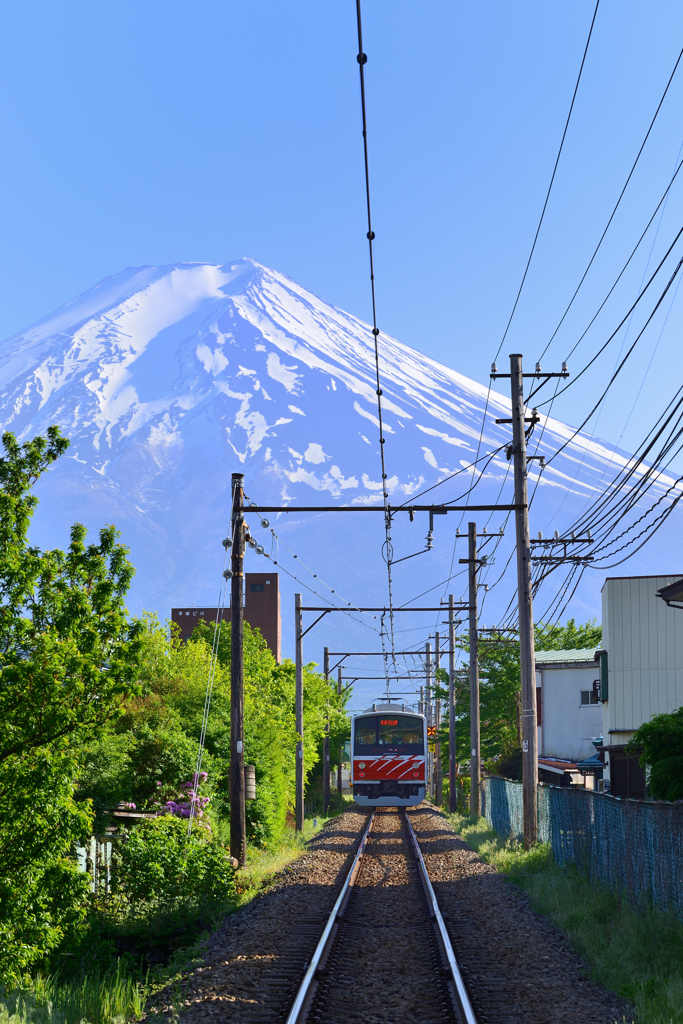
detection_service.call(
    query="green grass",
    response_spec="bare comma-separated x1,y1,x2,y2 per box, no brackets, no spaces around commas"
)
447,813,683,1024
237,812,340,901
0,962,148,1024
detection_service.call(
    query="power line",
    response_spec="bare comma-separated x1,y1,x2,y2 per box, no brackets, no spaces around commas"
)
493,0,601,362
539,246,683,470
537,45,683,362
535,221,683,412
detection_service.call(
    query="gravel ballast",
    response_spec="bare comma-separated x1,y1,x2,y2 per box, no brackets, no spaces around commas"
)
147,803,629,1024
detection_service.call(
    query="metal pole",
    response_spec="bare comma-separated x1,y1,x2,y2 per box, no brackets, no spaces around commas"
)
295,593,304,831
448,595,457,813
435,631,442,806
468,522,481,817
510,353,538,848
230,473,246,866
337,667,343,796
323,647,330,815
425,641,432,798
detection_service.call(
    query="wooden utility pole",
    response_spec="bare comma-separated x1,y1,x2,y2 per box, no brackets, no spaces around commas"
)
295,593,304,832
509,353,537,847
434,632,442,806
425,640,432,798
448,594,457,812
323,647,330,814
337,667,343,795
468,522,481,817
230,473,246,867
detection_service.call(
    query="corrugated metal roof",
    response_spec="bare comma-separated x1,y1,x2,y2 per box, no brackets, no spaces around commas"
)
535,648,598,664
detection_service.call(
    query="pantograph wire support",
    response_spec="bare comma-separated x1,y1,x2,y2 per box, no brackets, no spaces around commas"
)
355,0,399,687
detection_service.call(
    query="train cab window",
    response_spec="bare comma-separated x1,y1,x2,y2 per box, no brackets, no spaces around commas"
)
378,718,422,747
354,715,424,755
354,718,377,746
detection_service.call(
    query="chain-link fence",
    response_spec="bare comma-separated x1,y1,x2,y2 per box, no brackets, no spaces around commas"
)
480,776,683,917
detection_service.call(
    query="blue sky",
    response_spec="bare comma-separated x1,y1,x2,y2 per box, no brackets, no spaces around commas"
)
2,0,683,464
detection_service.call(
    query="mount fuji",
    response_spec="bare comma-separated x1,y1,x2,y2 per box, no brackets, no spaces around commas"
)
1,258,679,703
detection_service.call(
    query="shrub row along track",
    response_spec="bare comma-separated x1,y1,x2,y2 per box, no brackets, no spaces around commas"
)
285,808,476,1024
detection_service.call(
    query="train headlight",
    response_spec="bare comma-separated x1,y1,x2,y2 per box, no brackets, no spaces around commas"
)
358,762,366,769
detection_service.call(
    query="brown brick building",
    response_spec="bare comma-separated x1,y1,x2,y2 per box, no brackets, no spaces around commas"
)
172,572,281,661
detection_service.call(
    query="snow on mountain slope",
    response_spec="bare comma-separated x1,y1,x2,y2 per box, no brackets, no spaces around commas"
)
0,258,678,695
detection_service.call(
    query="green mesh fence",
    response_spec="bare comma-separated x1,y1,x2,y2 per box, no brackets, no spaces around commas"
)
480,776,683,917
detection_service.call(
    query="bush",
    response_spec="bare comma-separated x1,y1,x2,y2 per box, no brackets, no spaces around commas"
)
111,816,236,908
631,706,683,801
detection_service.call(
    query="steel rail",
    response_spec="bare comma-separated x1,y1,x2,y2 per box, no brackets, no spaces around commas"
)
284,811,376,1024
404,812,479,1024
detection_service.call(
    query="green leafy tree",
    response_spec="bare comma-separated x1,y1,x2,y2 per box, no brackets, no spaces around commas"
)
630,707,683,801
79,616,344,848
0,428,143,985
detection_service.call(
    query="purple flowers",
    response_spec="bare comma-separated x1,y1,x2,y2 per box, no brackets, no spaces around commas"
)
157,775,211,828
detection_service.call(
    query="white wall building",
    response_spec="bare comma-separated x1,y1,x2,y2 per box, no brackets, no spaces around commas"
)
535,649,602,763
600,574,683,797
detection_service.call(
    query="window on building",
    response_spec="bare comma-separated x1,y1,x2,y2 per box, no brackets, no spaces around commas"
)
580,689,599,706
250,583,264,593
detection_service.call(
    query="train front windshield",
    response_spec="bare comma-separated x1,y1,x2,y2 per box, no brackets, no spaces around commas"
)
354,715,424,755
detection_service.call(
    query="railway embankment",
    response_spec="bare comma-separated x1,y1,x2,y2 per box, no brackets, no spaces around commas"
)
145,805,369,1024
450,812,683,1024
145,803,629,1024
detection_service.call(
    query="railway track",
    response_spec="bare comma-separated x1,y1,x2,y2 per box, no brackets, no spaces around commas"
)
284,807,477,1024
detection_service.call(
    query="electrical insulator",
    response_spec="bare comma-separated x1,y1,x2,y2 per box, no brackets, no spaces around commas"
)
554,530,559,540
256,545,265,556
535,362,542,374
223,569,233,579
571,531,576,540
261,518,270,529
248,537,257,549
491,362,497,374
588,529,593,540
222,536,232,548
562,362,568,373
426,530,434,551
482,526,487,534
538,531,542,539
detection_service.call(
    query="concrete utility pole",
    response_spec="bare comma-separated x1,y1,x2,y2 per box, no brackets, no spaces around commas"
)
468,522,481,817
323,647,330,814
295,594,304,832
337,667,343,796
434,632,442,806
448,594,457,813
425,640,432,798
230,473,247,867
509,353,537,848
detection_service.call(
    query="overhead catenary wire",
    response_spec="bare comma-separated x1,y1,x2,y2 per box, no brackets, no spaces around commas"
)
355,0,398,686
